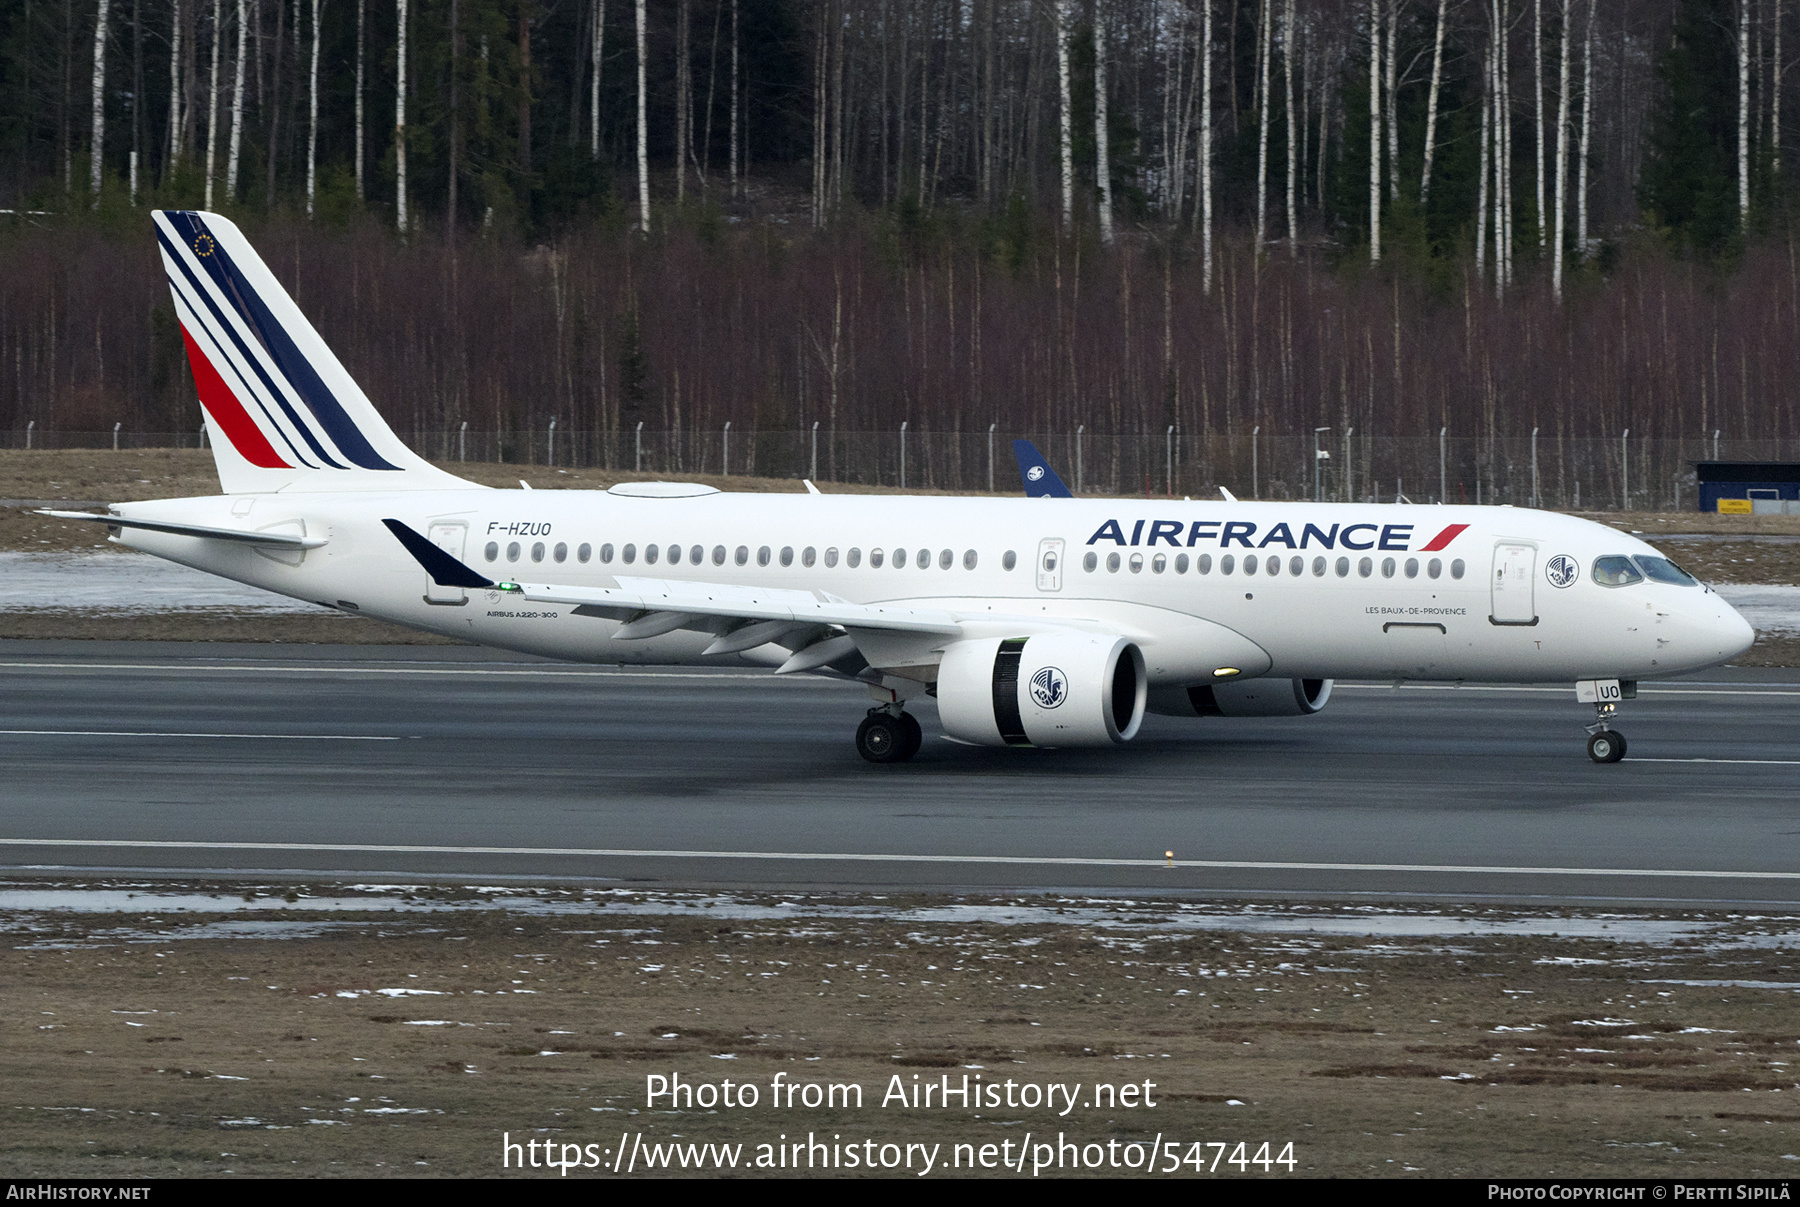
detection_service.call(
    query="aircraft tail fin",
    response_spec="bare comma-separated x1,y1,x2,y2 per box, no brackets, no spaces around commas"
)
153,209,478,495
1011,439,1075,497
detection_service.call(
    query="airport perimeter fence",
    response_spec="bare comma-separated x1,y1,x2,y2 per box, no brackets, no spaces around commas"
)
7,424,1799,511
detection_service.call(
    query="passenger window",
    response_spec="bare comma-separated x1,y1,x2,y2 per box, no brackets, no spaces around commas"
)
1174,553,1189,573
757,546,771,567
870,548,885,568
1335,556,1349,577
916,548,932,569
484,541,499,562
825,547,839,567
1266,555,1281,576
1358,557,1373,577
1634,556,1697,585
1129,552,1144,573
735,545,749,566
621,543,636,564
1450,558,1466,580
1311,556,1326,576
1593,555,1645,587
1243,555,1258,576
1196,553,1213,574
530,541,545,562
1289,556,1303,577
780,546,794,567
1404,557,1419,579
1152,553,1167,573
1427,557,1441,579
553,542,568,563
803,547,817,568
645,544,660,565
1220,554,1235,575
847,547,862,568
1381,557,1395,578
506,541,522,562
1084,551,1099,572
1003,551,1017,571
712,545,727,565
1106,552,1121,573
690,544,703,565
666,544,681,565
577,543,592,564
963,549,977,570
938,549,953,570
599,543,615,564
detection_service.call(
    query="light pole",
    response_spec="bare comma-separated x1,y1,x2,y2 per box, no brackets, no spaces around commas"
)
1166,426,1175,496
634,421,643,472
1439,427,1447,504
810,421,819,480
900,421,908,490
459,421,467,462
1251,425,1260,498
722,421,730,476
988,422,996,492
1621,428,1630,511
1530,426,1539,507
1076,425,1084,494
547,417,557,466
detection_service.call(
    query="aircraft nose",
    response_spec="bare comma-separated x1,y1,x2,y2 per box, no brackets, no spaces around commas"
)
1712,596,1757,662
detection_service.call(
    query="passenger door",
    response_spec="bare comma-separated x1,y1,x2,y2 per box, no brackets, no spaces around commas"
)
1036,538,1065,592
1489,541,1537,625
425,521,470,605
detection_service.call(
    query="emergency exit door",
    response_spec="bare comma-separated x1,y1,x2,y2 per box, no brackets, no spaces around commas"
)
1489,541,1537,625
1036,538,1065,592
425,522,469,605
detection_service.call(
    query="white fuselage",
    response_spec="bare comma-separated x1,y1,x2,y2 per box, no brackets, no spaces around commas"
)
108,490,1756,686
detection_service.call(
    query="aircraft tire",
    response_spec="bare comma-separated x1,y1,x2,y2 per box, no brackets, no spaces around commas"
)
857,712,911,764
1586,730,1627,764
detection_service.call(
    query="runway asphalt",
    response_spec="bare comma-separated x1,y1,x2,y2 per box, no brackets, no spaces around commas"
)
2,641,1798,907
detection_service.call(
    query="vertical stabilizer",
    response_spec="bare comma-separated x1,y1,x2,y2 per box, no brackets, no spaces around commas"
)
154,209,478,494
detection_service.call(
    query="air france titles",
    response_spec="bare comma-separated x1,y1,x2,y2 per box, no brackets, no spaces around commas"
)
1084,518,1470,553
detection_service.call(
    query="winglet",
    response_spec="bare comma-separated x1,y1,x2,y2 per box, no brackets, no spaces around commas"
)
1219,486,1239,502
1011,439,1074,497
382,519,496,588
803,479,822,495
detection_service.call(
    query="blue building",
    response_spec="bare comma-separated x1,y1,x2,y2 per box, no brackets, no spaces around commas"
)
1695,462,1800,513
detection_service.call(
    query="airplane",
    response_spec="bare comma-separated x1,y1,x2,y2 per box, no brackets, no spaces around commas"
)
42,211,1757,765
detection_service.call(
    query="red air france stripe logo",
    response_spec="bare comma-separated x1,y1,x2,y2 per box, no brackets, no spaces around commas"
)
179,326,292,469
1418,524,1470,552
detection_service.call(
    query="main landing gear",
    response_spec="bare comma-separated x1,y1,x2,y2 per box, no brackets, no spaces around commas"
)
856,705,923,764
1585,701,1627,764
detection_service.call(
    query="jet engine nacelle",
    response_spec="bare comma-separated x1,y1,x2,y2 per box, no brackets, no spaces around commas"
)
1147,677,1333,718
936,633,1147,747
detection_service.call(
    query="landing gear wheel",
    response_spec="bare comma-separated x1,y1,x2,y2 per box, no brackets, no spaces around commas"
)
856,711,915,764
1587,730,1627,764
899,711,923,760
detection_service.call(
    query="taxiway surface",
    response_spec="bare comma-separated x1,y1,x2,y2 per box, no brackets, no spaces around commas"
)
2,642,1797,906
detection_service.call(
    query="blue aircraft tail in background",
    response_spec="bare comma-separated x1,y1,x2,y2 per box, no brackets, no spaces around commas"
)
1012,439,1074,497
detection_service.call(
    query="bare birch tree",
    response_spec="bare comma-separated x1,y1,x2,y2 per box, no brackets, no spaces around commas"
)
1369,0,1381,263
1095,0,1113,243
355,0,364,201
1476,37,1489,276
395,0,407,231
225,0,244,200
1284,0,1297,253
305,0,323,216
1385,0,1399,200
1533,0,1545,246
1739,0,1751,220
90,0,110,203
1255,0,1271,248
1200,0,1213,291
590,0,605,158
167,0,182,169
1775,0,1783,174
1576,0,1591,259
1551,0,1570,299
203,0,220,208
1057,0,1072,227
1421,0,1446,204
636,0,649,231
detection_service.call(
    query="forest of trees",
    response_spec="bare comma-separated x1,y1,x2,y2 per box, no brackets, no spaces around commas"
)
0,0,1797,503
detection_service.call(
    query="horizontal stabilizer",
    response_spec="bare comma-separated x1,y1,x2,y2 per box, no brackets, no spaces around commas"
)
381,518,496,588
38,510,327,548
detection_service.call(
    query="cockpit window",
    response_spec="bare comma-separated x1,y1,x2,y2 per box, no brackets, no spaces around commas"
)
1592,555,1644,587
1633,555,1697,586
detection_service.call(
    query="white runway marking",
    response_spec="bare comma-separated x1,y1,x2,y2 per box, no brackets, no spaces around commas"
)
0,730,404,741
1336,684,1800,698
1629,757,1800,766
0,662,794,682
0,838,1796,880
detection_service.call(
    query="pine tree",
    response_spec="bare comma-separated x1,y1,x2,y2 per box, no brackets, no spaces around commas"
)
1639,0,1741,254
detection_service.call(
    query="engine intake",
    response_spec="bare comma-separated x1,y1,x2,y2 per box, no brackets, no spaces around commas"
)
1148,677,1333,718
937,634,1147,747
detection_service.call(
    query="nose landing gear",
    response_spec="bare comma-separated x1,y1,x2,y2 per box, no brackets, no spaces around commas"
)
1585,701,1627,764
856,705,923,764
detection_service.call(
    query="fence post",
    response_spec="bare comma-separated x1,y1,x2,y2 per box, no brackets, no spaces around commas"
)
722,421,730,476
1531,427,1539,507
900,422,908,490
635,422,644,472
1312,426,1329,501
1076,426,1084,494
1621,429,1630,511
987,423,996,492
548,418,557,467
1343,427,1354,501
112,421,121,451
810,422,819,480
1166,426,1175,496
1251,426,1260,498
1713,429,1720,462
459,421,468,461
25,420,32,450
1439,427,1447,503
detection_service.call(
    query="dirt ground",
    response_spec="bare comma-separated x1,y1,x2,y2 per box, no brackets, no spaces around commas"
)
1,885,1797,1179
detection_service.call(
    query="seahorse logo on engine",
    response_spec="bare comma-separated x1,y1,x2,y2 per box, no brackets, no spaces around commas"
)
1030,666,1068,709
